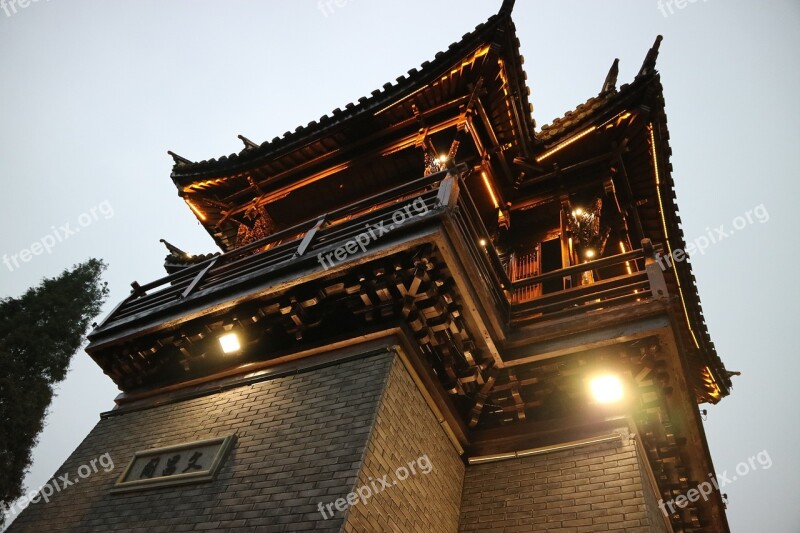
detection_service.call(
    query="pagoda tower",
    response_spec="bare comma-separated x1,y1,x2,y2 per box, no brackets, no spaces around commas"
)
10,1,733,531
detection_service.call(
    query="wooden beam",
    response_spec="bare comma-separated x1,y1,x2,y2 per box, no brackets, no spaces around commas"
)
432,229,507,367
217,95,470,203
391,328,469,453
180,256,219,299
505,299,668,350
509,175,613,212
467,412,629,457
294,215,328,257
503,313,671,366
513,148,619,192
652,329,731,532
474,98,514,184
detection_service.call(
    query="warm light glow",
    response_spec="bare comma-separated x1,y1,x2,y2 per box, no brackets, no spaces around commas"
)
620,241,632,275
185,199,207,221
602,111,633,130
573,207,584,217
437,154,448,164
585,249,596,259
479,238,488,247
590,375,624,404
184,177,229,192
474,45,491,58
648,123,700,349
375,45,490,116
481,171,500,209
218,332,241,354
497,59,510,97
702,366,722,400
536,126,597,163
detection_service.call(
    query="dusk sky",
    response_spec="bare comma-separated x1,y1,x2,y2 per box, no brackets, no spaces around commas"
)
1,1,798,530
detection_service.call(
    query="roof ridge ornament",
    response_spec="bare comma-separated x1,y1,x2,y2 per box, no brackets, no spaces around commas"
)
637,35,663,78
238,135,259,151
602,58,620,94
159,238,188,257
498,0,516,16
167,150,194,166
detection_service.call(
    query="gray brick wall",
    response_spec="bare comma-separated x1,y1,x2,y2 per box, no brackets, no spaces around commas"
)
8,352,395,532
5,347,670,533
459,429,659,532
342,356,465,533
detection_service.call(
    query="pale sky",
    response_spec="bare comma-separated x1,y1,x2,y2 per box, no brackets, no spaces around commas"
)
1,1,798,530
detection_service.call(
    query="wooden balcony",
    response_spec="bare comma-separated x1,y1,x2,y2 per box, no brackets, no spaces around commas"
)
88,166,668,354
89,167,477,344
509,243,667,327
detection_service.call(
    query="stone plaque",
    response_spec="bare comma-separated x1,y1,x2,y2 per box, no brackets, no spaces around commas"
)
112,434,236,493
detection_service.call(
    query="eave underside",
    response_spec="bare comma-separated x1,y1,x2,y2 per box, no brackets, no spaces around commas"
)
515,72,729,402
170,9,535,253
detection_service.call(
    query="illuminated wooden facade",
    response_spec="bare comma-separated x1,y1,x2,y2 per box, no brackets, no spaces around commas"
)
11,2,734,532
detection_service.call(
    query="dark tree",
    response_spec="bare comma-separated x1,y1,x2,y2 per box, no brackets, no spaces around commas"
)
0,259,108,519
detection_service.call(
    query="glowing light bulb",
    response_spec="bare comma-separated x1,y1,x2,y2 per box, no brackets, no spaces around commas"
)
590,375,624,404
219,332,241,354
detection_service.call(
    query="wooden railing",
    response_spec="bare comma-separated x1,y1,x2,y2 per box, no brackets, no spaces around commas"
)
92,168,497,335
92,164,666,338
449,175,512,316
510,240,667,327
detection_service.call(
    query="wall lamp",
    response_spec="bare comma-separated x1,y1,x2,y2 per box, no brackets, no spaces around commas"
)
589,374,625,404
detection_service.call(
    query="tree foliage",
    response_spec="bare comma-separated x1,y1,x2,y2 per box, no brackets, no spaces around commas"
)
0,259,108,517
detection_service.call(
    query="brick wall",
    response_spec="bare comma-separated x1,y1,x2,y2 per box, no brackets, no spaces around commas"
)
342,356,465,532
8,351,395,532
459,429,661,532
7,346,668,533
